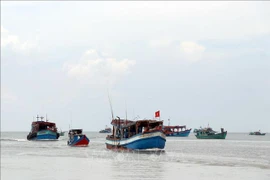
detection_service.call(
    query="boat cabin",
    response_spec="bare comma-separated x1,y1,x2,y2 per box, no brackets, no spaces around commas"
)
30,121,58,133
68,129,83,135
108,117,163,140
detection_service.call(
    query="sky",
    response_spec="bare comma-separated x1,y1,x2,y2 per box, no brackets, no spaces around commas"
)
1,1,270,132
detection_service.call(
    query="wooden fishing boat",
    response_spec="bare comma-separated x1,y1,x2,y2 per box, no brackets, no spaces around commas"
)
27,115,60,141
194,127,227,139
105,117,166,150
249,131,266,136
163,125,192,137
67,129,90,147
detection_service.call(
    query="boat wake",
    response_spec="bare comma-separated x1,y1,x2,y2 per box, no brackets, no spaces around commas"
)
0,138,27,142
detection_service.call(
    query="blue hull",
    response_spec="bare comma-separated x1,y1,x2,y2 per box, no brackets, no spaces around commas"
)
36,134,58,140
106,131,166,150
166,130,191,137
27,130,59,140
125,136,166,149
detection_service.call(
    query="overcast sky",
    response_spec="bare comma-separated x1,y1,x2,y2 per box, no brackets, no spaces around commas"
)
1,1,270,132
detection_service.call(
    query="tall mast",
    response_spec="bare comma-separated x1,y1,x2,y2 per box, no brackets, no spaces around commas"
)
70,111,72,129
107,90,114,120
125,100,127,125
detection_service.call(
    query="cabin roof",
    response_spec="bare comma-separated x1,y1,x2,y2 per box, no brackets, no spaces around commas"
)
32,121,56,126
69,129,83,134
164,125,186,129
69,129,83,131
111,118,163,128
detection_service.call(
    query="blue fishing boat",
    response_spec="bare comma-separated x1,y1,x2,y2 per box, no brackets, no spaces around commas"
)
163,125,192,137
27,115,60,141
67,129,90,147
106,117,166,150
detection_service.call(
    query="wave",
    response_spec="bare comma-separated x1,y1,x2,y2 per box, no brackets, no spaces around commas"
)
0,138,27,142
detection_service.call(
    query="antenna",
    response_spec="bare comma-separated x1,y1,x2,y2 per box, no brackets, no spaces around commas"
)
70,111,72,129
125,100,128,125
107,89,114,119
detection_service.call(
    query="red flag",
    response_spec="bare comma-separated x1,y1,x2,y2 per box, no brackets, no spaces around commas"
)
155,110,160,118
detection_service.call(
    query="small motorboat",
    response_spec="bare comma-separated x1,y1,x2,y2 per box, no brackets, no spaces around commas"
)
67,129,90,147
249,130,266,136
99,125,112,133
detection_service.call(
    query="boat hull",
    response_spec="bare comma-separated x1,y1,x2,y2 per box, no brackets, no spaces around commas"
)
195,131,227,139
249,132,266,136
106,131,166,150
99,130,111,133
166,129,191,137
27,130,60,140
68,135,90,147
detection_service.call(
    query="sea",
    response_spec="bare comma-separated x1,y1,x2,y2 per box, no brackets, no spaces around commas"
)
1,132,270,180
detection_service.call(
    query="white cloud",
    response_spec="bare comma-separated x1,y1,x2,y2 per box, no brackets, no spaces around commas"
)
1,26,19,47
1,26,9,33
1,26,37,53
63,49,136,86
1,87,17,103
179,41,206,62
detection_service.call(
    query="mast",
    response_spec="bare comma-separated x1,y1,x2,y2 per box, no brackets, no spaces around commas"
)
70,111,72,129
107,90,114,120
125,100,127,125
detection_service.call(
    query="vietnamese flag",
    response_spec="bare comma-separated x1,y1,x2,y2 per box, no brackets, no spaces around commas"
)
155,110,160,118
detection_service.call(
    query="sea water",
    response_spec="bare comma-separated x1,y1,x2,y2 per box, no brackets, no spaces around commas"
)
1,132,270,180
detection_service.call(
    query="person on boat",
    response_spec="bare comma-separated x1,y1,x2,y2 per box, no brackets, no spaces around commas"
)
116,129,121,138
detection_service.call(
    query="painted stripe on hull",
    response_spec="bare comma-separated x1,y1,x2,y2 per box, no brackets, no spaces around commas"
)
106,131,166,150
68,135,90,147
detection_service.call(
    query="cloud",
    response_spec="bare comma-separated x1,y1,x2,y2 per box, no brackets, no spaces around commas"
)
1,26,9,33
63,49,136,86
1,26,19,47
1,87,17,103
179,41,206,62
148,39,206,62
1,26,37,53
